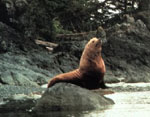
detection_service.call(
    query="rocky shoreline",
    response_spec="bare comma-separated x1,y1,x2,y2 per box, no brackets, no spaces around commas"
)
0,1,150,115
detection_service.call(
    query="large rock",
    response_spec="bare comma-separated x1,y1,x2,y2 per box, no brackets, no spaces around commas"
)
34,83,114,111
103,19,150,83
134,11,150,31
0,52,52,86
0,85,44,101
0,22,41,53
0,21,79,87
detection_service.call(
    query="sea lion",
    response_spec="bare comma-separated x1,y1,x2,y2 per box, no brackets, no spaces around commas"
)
47,37,107,89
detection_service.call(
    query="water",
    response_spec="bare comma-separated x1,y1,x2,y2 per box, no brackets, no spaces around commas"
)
81,83,150,117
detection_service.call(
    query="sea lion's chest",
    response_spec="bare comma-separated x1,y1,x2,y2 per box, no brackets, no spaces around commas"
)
80,70,103,89
81,70,103,81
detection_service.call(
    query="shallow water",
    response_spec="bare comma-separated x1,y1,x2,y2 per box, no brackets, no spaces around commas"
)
108,82,150,88
82,83,150,117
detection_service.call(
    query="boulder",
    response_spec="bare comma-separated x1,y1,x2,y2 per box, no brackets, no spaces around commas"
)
34,83,114,112
134,11,150,31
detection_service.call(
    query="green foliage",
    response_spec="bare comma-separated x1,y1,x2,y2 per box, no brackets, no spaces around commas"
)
53,18,72,34
54,0,98,32
23,0,140,40
24,0,59,40
50,0,139,32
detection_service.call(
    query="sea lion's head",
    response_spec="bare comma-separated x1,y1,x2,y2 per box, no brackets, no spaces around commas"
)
86,37,102,52
79,37,103,70
80,37,102,63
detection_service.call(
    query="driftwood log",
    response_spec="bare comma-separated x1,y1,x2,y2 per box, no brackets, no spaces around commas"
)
35,40,58,47
35,40,58,51
56,31,96,41
56,31,96,38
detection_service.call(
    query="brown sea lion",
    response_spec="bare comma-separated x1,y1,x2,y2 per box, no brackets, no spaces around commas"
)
47,37,107,89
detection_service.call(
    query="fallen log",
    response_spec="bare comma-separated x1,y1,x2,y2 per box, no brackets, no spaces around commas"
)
56,31,96,38
35,40,58,48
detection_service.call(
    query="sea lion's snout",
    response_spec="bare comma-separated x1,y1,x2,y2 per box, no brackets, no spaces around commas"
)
98,38,102,44
95,39,102,47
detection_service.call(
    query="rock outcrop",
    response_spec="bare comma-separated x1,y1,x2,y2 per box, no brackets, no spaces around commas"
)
103,18,150,83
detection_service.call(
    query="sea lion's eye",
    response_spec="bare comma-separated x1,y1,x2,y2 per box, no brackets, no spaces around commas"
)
92,41,95,43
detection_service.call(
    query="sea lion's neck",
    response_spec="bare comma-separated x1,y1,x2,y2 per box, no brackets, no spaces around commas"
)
88,51,102,60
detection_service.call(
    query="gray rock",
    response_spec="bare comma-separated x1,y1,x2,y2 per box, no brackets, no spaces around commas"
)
96,26,107,43
0,52,52,86
134,11,150,31
0,85,45,101
0,21,41,53
34,83,114,112
0,71,15,85
0,97,37,113
124,14,135,24
0,40,7,52
11,72,39,87
135,19,147,28
103,19,150,83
